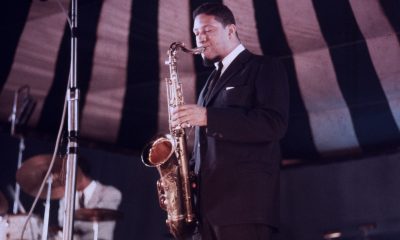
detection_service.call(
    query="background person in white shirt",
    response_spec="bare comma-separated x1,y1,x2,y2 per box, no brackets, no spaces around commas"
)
57,158,122,240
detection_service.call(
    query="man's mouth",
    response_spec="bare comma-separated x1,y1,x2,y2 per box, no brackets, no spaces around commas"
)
201,46,210,53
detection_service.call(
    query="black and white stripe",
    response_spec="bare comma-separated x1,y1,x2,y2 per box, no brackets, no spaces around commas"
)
117,0,160,149
253,0,320,159
0,1,32,91
313,0,400,152
0,0,68,128
0,0,399,160
278,0,360,157
38,0,104,133
80,0,133,143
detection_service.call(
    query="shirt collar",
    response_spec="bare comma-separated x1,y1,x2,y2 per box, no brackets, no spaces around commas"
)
82,180,97,205
214,43,245,75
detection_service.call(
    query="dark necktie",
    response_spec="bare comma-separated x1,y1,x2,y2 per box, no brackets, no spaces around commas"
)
204,61,223,102
79,192,85,208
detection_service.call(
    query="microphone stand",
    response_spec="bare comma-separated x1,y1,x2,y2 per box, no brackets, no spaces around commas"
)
13,137,24,214
41,175,52,240
10,87,25,214
62,0,79,239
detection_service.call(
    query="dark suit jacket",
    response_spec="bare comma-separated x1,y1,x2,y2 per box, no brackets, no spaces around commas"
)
193,49,289,229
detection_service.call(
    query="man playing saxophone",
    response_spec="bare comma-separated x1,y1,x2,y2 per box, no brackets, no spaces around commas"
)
172,3,289,240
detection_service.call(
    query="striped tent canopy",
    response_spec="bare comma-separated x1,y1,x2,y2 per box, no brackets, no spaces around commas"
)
1,0,399,161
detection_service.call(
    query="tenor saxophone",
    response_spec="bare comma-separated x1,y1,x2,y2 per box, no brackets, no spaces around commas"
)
141,42,204,239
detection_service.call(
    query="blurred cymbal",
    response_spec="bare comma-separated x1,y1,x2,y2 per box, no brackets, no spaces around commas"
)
0,191,8,215
48,225,84,236
16,154,82,199
74,208,122,222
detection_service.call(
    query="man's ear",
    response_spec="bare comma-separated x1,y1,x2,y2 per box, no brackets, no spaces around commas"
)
228,24,237,38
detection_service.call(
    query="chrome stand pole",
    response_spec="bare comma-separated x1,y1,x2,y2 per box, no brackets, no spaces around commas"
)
62,0,79,239
13,137,25,214
41,175,52,240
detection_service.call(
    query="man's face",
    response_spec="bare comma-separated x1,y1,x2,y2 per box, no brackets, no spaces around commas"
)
193,14,230,66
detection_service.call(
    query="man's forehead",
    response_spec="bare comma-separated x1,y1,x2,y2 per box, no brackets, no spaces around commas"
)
193,23,215,31
193,15,220,30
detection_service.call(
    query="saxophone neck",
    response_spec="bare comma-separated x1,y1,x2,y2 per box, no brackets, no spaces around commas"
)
169,42,205,55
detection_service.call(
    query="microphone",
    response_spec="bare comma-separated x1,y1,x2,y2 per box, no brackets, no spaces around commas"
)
9,89,18,136
8,86,37,137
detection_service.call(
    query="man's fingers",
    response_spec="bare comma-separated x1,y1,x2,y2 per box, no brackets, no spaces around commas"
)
171,114,191,126
171,105,205,127
172,106,195,120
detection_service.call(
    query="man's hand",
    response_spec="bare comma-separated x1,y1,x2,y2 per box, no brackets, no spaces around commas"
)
171,104,207,128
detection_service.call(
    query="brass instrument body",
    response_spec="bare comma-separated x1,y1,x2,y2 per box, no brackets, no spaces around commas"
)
142,42,204,239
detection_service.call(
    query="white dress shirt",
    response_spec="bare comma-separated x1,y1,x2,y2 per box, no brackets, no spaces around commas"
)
215,43,245,75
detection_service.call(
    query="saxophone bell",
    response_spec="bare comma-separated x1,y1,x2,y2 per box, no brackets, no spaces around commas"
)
141,134,175,167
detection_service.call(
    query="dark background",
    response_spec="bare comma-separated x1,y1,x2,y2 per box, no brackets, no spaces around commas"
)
2,128,400,239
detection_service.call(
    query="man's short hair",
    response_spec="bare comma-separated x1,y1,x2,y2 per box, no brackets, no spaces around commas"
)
78,156,91,176
193,3,236,27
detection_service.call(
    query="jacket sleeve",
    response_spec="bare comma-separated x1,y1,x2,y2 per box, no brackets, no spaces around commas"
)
206,57,289,143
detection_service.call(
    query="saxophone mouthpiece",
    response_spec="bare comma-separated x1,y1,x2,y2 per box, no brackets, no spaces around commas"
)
196,46,206,54
185,45,204,55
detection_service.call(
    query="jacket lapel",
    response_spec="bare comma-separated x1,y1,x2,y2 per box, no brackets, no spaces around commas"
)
199,70,217,106
205,50,252,106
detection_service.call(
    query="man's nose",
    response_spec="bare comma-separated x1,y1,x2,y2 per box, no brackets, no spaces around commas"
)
197,34,207,43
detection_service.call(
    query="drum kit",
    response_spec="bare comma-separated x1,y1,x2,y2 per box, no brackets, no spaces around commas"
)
1,154,122,240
